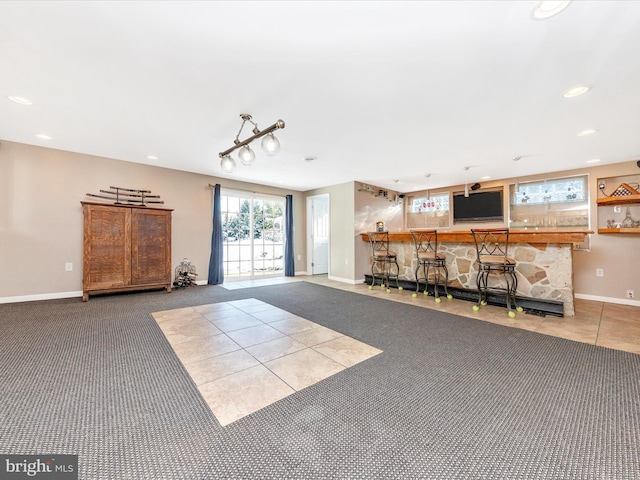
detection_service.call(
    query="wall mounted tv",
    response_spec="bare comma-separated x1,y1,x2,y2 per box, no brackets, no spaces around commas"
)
453,189,504,223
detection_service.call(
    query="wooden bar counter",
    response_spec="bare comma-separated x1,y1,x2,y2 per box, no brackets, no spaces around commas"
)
360,229,592,316
360,229,590,245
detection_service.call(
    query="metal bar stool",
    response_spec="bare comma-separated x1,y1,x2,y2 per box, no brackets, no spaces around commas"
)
367,231,401,293
471,228,523,317
410,230,452,303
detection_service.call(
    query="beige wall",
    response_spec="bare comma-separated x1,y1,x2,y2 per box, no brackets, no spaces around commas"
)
354,186,403,283
2,138,638,307
574,161,639,303
0,141,306,301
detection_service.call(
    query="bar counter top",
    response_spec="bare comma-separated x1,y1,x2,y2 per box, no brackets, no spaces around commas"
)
360,229,592,244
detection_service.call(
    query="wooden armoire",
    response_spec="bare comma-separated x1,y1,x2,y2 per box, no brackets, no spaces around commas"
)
81,201,173,301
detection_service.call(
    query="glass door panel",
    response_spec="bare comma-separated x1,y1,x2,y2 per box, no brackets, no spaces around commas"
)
221,192,285,279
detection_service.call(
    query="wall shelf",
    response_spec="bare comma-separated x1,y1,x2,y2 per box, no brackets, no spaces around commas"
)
596,193,640,206
597,227,640,234
596,175,640,234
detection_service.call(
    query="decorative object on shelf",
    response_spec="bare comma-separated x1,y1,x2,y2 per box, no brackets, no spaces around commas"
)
218,113,285,173
174,258,198,288
376,221,385,232
86,186,164,206
621,207,637,228
357,183,398,202
610,183,639,197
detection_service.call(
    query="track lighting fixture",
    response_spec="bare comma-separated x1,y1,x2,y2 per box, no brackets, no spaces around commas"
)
218,114,285,173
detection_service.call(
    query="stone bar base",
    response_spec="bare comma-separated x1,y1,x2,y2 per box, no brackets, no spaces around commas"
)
364,275,565,317
361,230,591,317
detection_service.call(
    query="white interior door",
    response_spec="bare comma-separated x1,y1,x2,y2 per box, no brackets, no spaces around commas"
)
307,194,329,275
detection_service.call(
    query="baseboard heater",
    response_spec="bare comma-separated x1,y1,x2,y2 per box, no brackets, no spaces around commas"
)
363,275,564,317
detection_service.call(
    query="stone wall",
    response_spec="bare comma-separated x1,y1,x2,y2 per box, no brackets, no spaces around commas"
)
387,241,575,315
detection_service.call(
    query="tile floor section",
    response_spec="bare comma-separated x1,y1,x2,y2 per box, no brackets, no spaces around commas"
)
152,298,382,426
154,275,640,426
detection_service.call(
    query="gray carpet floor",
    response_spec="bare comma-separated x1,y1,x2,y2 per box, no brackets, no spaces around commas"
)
1,282,638,479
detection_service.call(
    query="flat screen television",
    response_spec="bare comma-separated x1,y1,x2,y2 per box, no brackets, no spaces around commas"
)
453,189,504,223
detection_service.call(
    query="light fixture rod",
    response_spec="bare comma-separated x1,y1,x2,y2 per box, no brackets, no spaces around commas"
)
218,119,285,158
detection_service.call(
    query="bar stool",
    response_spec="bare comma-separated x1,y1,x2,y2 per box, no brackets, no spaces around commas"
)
367,231,401,293
471,228,523,317
410,230,452,303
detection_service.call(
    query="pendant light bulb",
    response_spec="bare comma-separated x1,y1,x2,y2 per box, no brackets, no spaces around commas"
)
220,155,236,173
238,145,256,166
261,133,280,155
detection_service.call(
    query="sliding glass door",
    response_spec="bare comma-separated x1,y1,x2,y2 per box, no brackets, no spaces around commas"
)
221,191,285,279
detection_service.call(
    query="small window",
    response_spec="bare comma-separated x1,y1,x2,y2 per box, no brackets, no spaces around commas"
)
406,192,450,228
509,175,589,229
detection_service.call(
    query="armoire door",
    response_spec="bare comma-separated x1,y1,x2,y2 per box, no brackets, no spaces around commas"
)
83,204,131,290
131,208,172,286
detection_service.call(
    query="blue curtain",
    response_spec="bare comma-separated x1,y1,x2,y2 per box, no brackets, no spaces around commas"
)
208,184,224,285
284,194,295,276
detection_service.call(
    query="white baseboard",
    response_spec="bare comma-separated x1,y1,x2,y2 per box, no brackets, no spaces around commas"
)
0,291,83,304
327,275,365,285
575,293,640,307
7,288,633,308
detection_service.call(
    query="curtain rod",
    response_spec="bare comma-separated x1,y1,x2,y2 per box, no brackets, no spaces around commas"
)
207,183,287,198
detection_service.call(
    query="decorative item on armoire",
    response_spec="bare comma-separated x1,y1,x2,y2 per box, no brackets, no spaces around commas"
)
85,186,164,206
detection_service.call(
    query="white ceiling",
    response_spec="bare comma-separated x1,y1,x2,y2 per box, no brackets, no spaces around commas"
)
1,1,639,193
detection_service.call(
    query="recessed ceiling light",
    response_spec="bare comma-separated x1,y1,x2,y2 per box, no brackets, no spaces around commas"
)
562,85,590,98
586,158,601,164
35,134,52,140
577,128,598,137
481,176,491,180
146,155,158,160
8,95,33,105
531,0,572,20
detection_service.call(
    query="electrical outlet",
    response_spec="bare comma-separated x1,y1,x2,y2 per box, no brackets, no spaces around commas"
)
65,263,73,272
596,268,604,277
627,290,634,299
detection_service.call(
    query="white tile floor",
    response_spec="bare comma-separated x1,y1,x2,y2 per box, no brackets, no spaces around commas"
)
152,297,382,426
